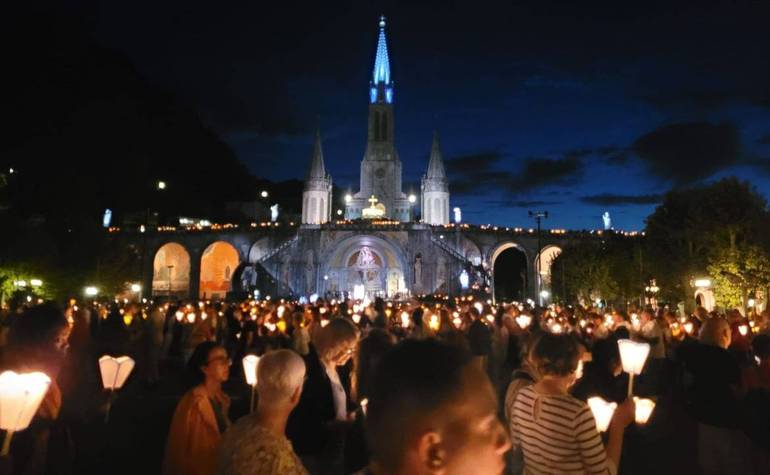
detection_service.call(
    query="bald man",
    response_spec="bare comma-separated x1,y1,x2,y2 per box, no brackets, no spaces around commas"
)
217,350,308,475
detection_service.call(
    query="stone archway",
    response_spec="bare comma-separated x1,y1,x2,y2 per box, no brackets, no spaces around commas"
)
320,234,408,299
490,242,529,304
199,241,240,299
536,245,562,298
152,242,191,298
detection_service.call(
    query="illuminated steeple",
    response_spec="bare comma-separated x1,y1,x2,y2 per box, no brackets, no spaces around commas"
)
370,16,393,104
307,128,326,180
302,128,332,225
426,131,447,181
421,130,450,225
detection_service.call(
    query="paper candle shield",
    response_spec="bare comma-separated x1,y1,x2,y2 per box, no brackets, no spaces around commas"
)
587,396,617,432
617,339,651,375
99,356,135,390
0,371,52,431
633,397,656,424
515,314,532,329
242,355,260,387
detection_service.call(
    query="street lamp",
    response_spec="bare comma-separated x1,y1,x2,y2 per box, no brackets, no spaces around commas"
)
260,190,269,198
408,194,416,221
30,279,42,288
167,265,175,298
84,286,99,297
529,210,549,305
157,180,166,190
130,283,142,293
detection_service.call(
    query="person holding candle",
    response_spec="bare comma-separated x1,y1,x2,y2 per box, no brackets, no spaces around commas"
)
216,349,307,475
163,342,231,475
365,339,510,475
287,318,359,475
678,317,754,475
0,303,71,475
510,333,634,474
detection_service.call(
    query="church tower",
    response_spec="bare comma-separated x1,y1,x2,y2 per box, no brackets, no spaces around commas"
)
345,16,410,222
302,129,333,225
421,131,450,225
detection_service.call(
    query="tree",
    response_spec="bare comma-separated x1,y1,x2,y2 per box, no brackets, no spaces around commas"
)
707,245,770,310
644,178,770,308
551,240,620,305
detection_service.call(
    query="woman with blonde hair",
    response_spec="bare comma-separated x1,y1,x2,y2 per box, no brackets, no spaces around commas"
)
287,318,359,474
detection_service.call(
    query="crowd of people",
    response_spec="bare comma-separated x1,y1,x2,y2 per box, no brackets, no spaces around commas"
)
0,293,768,475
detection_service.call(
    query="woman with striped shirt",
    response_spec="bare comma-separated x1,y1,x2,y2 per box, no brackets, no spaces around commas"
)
510,333,634,475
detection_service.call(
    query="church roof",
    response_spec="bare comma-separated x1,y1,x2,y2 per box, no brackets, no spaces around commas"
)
426,131,447,180
307,129,327,180
373,16,391,86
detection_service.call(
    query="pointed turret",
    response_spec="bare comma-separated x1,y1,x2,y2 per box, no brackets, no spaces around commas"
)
426,131,447,180
421,130,450,225
307,129,326,180
302,129,332,225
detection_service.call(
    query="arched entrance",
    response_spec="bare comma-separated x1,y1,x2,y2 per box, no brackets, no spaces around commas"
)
536,245,562,303
152,243,191,298
200,241,240,299
491,243,528,303
321,235,407,299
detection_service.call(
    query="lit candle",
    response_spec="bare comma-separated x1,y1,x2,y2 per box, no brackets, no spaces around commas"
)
587,397,617,432
617,339,650,397
0,371,52,455
515,314,532,330
242,355,260,413
633,397,656,424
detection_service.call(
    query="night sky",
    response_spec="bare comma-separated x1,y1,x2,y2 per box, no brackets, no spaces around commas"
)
89,1,770,230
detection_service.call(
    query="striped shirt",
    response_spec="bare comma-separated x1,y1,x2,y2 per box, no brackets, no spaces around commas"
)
511,385,615,475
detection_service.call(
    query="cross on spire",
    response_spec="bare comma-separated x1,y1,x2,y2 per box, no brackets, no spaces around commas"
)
368,195,379,207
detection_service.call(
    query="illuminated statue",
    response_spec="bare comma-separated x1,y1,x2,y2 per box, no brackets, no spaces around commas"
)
602,212,612,230
414,254,422,287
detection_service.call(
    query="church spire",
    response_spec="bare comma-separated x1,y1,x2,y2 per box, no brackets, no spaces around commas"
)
426,131,447,180
370,15,393,104
307,128,326,180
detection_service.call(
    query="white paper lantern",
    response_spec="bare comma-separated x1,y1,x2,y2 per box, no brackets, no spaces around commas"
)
587,396,617,432
99,356,135,390
515,314,532,330
0,371,51,432
617,339,650,375
242,355,260,387
633,397,656,424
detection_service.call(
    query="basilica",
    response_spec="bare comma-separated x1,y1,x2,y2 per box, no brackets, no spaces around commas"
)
292,16,459,299
145,17,559,303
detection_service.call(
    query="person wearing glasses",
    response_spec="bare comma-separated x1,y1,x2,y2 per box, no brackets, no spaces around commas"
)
288,318,359,474
164,342,232,475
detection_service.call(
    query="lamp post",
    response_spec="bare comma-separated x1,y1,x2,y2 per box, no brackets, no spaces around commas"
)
528,210,548,306
645,279,660,308
139,180,167,301
166,265,174,298
408,194,416,222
